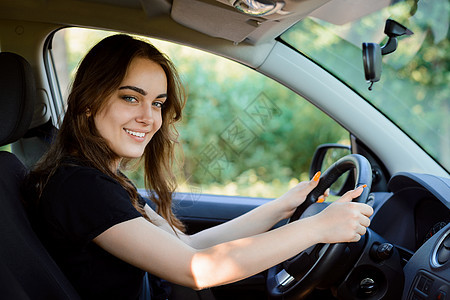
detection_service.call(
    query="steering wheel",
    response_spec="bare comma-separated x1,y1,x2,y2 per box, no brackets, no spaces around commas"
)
267,154,372,299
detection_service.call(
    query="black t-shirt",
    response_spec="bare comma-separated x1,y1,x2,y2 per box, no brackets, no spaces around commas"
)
34,159,153,299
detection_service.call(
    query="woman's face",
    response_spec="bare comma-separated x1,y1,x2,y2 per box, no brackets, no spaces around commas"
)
94,56,167,167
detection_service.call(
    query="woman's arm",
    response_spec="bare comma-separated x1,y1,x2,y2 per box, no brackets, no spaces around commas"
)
145,173,324,249
94,186,372,290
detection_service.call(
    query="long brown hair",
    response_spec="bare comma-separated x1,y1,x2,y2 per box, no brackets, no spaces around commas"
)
28,34,185,231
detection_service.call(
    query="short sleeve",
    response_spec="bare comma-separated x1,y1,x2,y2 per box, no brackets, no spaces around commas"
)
41,166,142,245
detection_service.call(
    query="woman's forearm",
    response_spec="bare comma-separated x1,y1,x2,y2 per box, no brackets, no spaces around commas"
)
190,216,320,289
187,198,287,249
145,176,324,249
146,200,288,249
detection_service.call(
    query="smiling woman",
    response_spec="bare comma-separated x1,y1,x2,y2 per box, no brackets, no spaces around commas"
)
24,34,187,297
28,34,186,229
22,33,373,299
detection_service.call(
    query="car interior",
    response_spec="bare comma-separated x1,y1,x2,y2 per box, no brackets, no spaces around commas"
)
0,0,449,299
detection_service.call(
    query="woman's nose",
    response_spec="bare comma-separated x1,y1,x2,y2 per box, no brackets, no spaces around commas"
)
136,103,154,125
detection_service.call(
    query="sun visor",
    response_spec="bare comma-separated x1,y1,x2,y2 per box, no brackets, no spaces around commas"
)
171,0,265,43
170,0,334,44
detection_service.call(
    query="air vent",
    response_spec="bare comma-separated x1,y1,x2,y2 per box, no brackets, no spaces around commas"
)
431,229,450,267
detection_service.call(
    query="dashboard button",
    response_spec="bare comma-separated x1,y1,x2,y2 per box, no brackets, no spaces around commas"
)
415,275,433,295
422,278,432,294
417,276,426,291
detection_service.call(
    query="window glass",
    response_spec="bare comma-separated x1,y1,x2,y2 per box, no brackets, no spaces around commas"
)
0,144,11,152
280,0,449,171
52,28,349,198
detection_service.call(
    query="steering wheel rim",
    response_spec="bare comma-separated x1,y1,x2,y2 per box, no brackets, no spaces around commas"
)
267,154,372,299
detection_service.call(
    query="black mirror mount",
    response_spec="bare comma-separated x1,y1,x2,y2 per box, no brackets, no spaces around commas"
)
380,37,398,56
381,19,414,55
362,19,413,90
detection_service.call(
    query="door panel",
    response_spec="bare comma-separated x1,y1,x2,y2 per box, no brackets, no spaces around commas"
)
173,192,272,234
173,192,272,299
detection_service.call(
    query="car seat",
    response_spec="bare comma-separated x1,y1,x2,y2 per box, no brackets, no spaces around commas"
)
0,52,81,299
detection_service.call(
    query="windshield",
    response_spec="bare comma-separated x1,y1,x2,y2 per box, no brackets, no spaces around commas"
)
280,0,449,172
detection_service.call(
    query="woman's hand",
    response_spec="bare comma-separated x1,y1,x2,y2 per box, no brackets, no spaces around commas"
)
274,171,323,220
310,186,374,243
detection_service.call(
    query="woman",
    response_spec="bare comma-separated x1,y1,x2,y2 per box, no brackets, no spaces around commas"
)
26,34,373,299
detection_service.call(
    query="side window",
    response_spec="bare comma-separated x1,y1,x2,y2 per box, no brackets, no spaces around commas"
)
0,145,11,152
52,28,349,198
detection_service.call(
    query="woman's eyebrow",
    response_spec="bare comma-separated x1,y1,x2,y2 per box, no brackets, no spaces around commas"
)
119,85,147,96
157,93,168,99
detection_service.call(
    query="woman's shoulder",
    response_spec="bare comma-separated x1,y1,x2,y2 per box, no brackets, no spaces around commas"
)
58,157,113,180
59,156,100,172
40,157,136,216
38,157,142,243
47,157,121,194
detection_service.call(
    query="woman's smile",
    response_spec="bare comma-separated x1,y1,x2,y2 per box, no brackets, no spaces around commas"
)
124,128,147,140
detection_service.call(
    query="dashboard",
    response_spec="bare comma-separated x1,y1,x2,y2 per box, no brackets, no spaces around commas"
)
367,172,449,299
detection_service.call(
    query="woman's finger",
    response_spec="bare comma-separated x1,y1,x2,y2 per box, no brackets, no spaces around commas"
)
361,203,374,217
360,215,371,228
356,224,367,236
350,233,361,243
312,171,321,182
336,185,367,203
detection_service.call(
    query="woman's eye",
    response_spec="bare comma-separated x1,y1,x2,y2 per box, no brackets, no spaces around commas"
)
153,101,164,108
122,96,138,103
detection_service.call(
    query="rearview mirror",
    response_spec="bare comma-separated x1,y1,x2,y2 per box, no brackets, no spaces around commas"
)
362,42,382,89
362,19,413,90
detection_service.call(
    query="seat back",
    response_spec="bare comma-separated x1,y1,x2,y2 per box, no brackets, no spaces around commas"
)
0,52,80,299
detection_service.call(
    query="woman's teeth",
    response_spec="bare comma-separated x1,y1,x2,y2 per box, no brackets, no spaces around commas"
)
125,129,145,138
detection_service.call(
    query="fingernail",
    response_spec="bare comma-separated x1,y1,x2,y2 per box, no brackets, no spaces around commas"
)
317,196,325,203
360,184,367,189
313,171,321,182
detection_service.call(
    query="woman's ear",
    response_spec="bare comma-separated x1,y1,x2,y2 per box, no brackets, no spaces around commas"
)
86,108,91,117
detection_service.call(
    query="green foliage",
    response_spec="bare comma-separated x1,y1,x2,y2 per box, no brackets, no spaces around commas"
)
281,0,449,170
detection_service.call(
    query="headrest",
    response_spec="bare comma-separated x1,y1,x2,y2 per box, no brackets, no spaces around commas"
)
0,52,36,146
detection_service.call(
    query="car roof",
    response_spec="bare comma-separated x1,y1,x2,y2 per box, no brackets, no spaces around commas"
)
0,0,387,67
